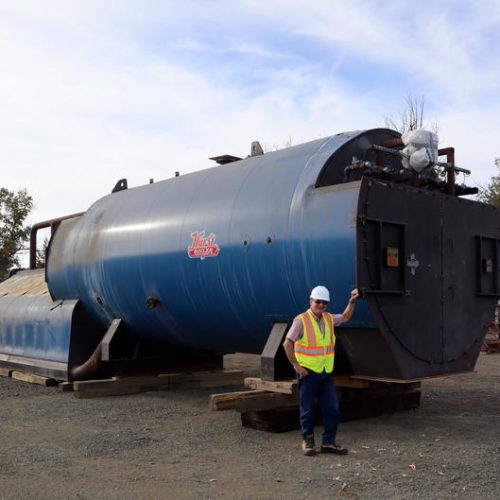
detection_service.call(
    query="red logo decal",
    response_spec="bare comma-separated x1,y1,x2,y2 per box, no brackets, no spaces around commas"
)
188,231,220,260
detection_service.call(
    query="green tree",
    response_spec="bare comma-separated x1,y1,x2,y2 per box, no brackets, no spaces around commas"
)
36,236,49,268
478,159,500,208
0,188,33,279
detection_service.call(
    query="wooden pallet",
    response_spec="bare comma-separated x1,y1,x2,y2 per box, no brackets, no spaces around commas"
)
481,317,500,353
482,336,500,353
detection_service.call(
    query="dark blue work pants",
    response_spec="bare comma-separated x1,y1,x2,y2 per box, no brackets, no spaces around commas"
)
298,369,340,445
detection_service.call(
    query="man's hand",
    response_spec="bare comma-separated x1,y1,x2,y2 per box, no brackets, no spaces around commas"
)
283,338,308,378
342,289,360,321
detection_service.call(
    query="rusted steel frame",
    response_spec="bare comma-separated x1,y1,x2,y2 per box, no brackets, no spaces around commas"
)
438,147,455,195
29,212,85,269
376,140,457,194
410,171,419,187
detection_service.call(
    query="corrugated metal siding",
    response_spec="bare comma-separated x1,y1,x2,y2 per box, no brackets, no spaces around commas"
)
0,270,74,376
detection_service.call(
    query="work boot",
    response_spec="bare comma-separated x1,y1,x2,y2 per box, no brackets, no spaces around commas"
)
302,434,316,456
320,443,348,455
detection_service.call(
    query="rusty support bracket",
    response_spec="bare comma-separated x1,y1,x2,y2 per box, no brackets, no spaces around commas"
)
438,147,455,195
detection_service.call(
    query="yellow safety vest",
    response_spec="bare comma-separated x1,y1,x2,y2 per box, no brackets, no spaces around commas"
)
294,310,336,374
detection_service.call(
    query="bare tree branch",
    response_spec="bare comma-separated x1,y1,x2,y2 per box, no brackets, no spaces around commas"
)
384,94,438,134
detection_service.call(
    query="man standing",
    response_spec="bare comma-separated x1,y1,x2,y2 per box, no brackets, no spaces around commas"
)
283,285,359,456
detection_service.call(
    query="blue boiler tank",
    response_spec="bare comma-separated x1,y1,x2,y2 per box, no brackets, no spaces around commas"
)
1,128,499,381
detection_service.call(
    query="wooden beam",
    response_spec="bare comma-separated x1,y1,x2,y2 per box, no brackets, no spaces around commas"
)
235,391,299,412
334,375,370,389
244,377,297,394
209,390,268,411
11,371,58,386
241,406,300,433
349,370,474,383
0,367,11,378
241,389,422,433
73,377,164,398
166,369,244,389
73,370,244,399
244,375,370,393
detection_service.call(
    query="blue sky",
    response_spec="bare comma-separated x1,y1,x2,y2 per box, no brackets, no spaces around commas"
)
1,0,500,238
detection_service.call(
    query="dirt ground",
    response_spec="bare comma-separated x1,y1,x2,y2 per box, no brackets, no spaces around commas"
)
0,353,499,500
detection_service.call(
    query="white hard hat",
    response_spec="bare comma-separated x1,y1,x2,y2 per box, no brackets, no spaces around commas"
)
310,285,330,302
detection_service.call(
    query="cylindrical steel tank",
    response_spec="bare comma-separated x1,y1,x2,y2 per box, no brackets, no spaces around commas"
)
47,130,389,353
38,128,500,380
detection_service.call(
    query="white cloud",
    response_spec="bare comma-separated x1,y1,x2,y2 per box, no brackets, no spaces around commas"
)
0,0,498,239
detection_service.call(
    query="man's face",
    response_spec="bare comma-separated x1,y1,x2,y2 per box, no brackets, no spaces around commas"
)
310,298,329,316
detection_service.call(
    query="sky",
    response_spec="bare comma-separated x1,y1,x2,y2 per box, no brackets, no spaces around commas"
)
1,0,500,249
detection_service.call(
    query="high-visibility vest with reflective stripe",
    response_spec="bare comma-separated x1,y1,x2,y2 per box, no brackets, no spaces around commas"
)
294,310,335,373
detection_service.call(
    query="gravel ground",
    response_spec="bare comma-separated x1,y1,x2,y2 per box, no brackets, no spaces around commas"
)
0,353,499,500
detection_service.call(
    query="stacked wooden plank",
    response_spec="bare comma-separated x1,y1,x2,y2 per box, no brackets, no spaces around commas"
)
210,375,421,432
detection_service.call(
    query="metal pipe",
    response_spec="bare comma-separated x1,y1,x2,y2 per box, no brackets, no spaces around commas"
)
70,343,103,381
373,139,404,168
375,141,460,195
379,138,403,148
29,212,85,269
438,147,455,195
